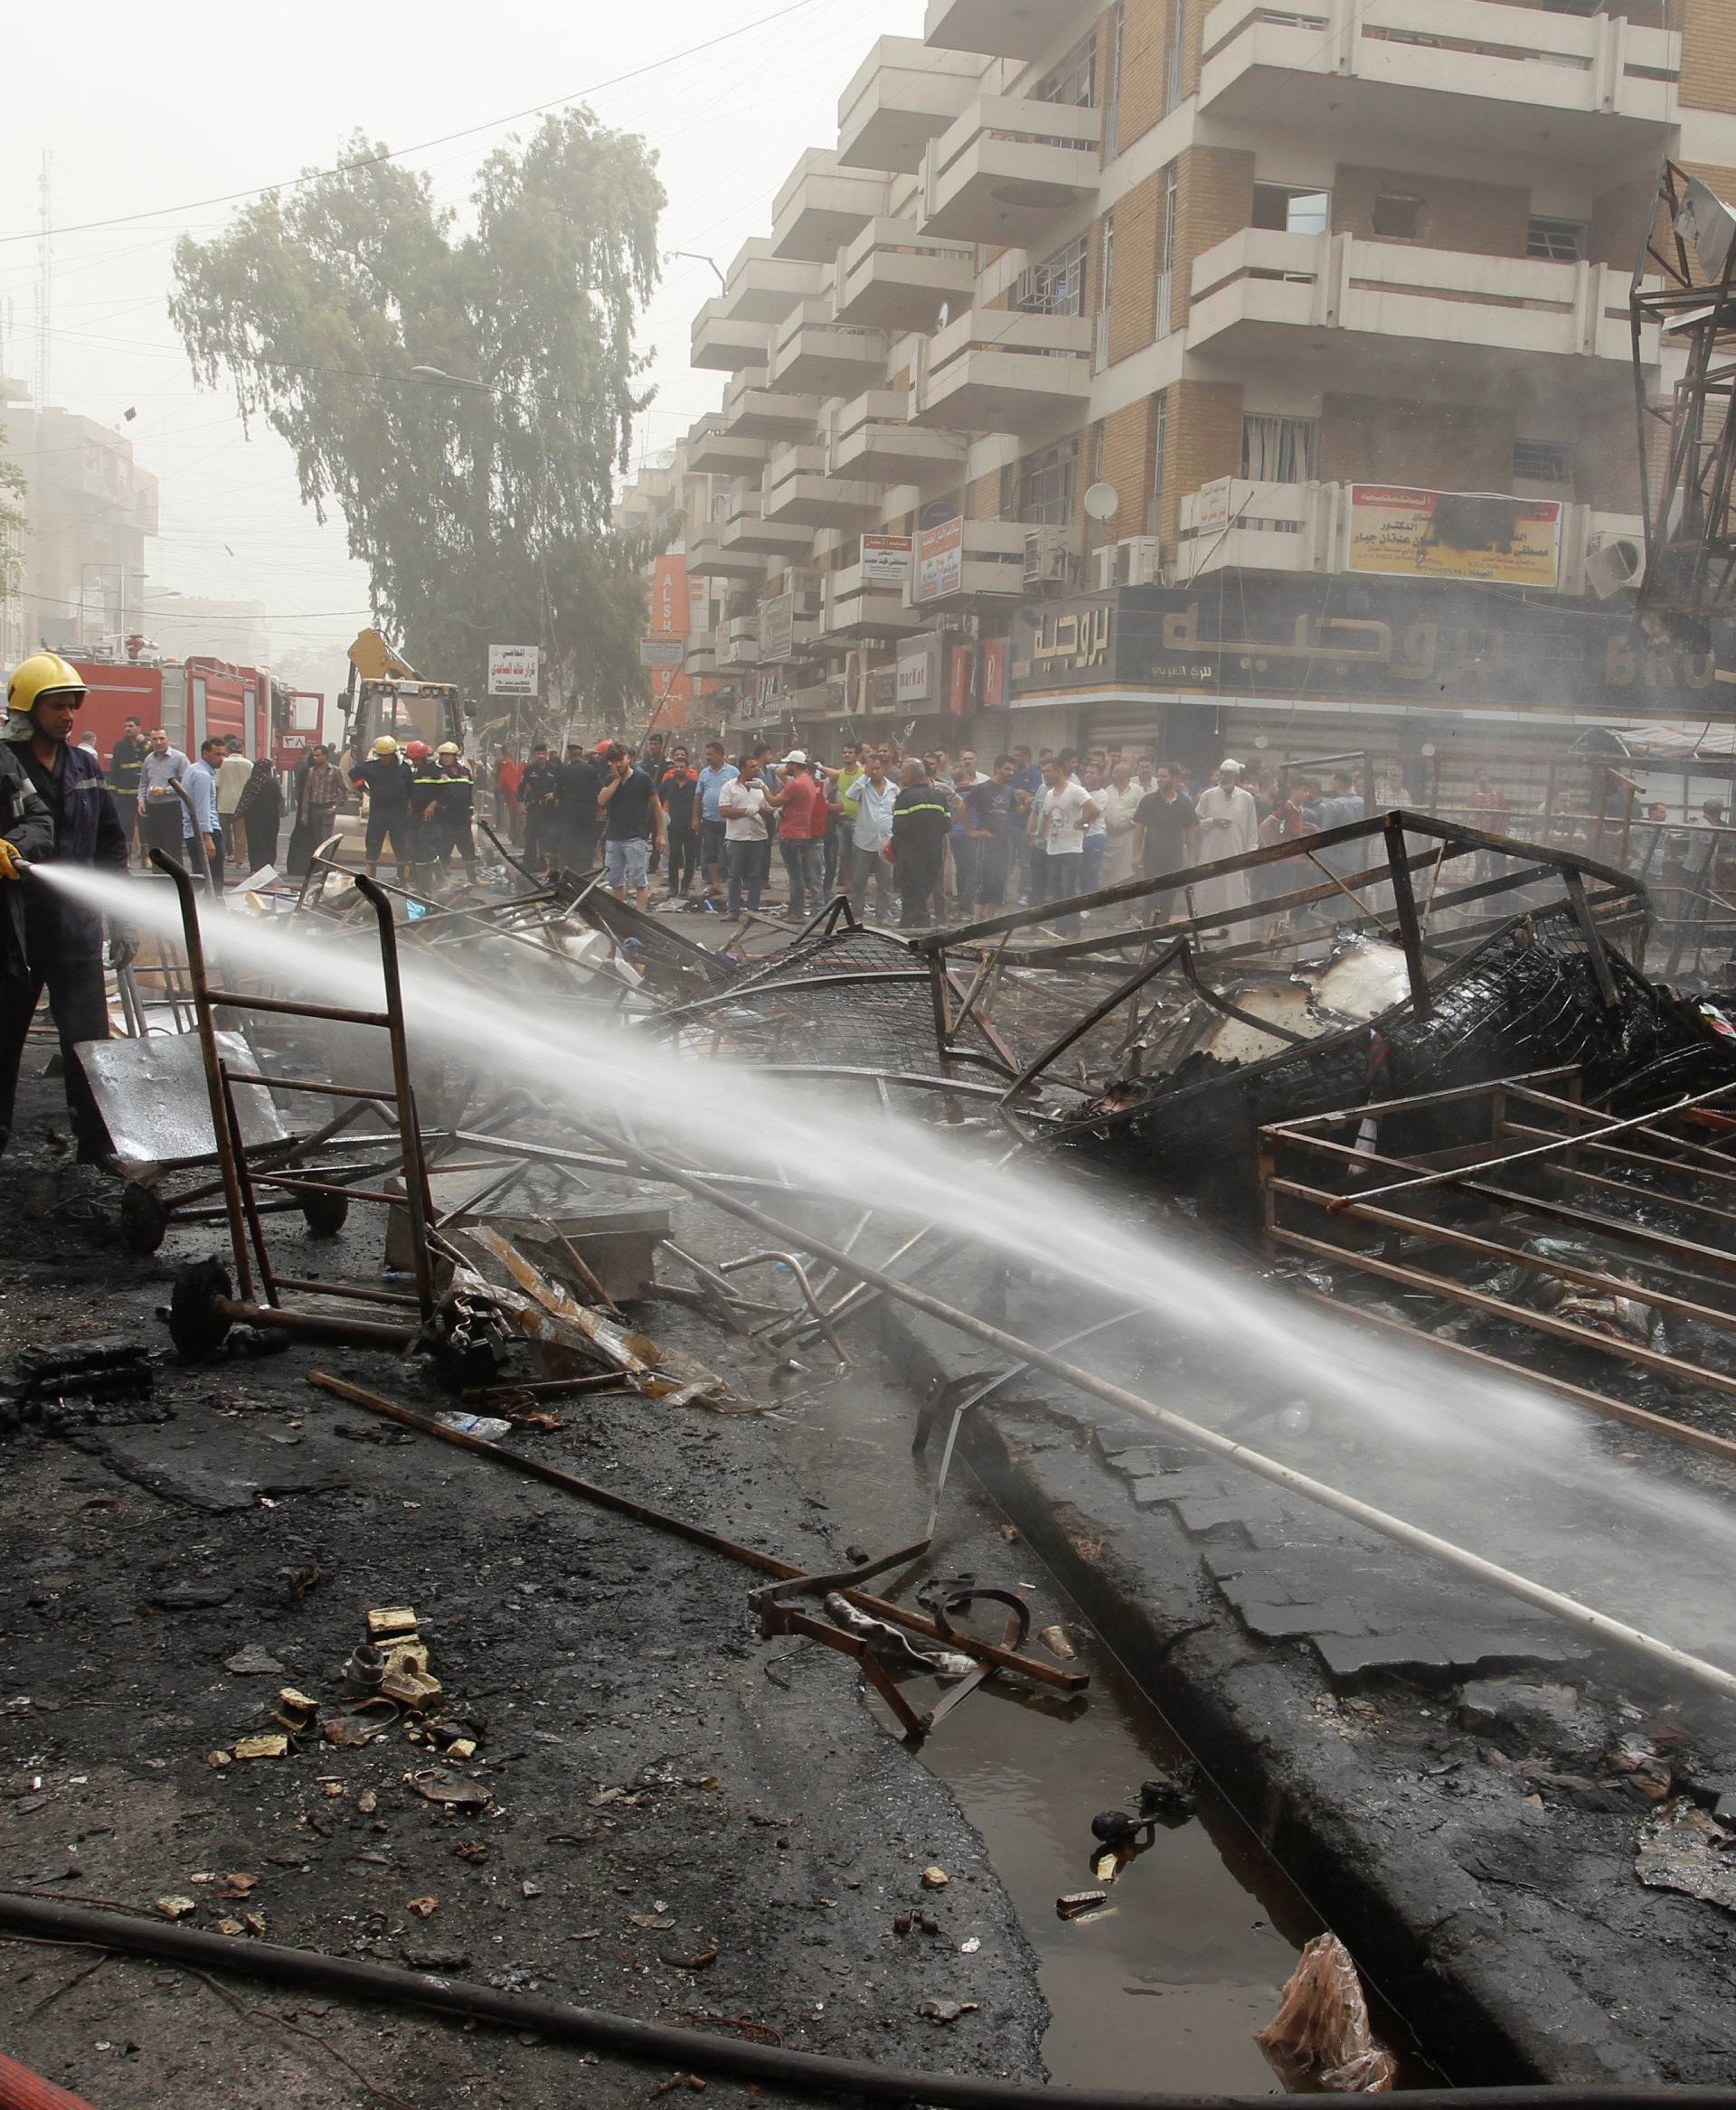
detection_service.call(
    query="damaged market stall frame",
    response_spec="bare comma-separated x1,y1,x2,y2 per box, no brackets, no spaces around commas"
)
1260,1069,1736,1465
909,812,1653,1117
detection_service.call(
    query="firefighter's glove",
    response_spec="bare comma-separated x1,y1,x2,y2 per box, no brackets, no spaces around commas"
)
0,839,27,881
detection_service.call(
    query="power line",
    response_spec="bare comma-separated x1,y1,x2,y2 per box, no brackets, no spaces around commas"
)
0,0,829,249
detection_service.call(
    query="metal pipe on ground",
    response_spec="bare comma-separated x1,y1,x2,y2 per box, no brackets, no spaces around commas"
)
523,1108,1736,1709
5,1893,1736,2110
0,2052,99,2110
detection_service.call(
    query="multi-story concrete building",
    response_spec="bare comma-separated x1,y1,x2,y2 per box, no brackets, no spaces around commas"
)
622,0,1736,811
1,388,159,664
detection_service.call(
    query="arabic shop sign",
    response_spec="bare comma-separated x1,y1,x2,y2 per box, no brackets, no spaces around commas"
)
487,645,540,698
1005,577,1736,715
1348,486,1562,589
1010,596,1118,691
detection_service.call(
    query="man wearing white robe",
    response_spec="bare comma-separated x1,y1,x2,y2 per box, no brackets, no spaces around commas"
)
1192,759,1260,934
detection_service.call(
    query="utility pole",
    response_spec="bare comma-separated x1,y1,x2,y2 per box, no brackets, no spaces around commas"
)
34,154,52,410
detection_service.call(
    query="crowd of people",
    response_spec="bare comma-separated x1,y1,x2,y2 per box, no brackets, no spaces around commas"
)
487,735,1275,933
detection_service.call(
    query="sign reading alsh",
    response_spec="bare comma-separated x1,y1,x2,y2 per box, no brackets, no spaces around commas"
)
487,644,541,698
1348,486,1562,589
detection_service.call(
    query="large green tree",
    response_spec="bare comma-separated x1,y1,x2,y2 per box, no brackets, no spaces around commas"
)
170,113,664,717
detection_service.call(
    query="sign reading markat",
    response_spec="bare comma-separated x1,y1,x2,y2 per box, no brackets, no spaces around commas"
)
861,534,913,586
915,515,964,605
487,644,541,697
1010,595,1119,691
1348,486,1563,589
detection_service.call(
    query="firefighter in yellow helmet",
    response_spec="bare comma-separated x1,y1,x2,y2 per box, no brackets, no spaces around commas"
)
348,733,413,882
0,654,129,1166
420,741,477,883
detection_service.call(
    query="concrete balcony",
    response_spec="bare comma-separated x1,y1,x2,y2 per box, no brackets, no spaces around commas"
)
907,519,1030,605
722,617,762,669
919,96,1101,245
770,149,892,265
764,443,887,529
769,302,892,398
913,309,1094,429
684,629,721,680
1199,0,1678,175
692,299,773,374
685,413,769,481
826,558,927,640
1174,476,1646,595
925,0,1090,61
837,38,986,173
831,391,969,486
723,495,816,560
721,370,824,444
1185,230,1662,384
834,221,979,333
721,240,829,326
687,530,767,585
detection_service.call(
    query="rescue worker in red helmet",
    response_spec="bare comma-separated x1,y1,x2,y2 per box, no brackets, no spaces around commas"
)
0,654,129,1166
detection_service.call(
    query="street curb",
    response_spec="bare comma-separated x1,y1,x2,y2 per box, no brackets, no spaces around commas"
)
880,1307,1659,2091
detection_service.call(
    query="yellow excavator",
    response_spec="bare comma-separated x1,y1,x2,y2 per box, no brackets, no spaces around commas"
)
342,629,469,768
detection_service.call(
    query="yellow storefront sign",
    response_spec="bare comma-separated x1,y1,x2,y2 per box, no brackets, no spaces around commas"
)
1348,485,1562,589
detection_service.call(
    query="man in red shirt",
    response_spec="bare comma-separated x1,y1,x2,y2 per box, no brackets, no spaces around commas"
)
767,750,830,920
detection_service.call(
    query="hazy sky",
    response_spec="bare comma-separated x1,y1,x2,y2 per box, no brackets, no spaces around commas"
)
0,0,923,693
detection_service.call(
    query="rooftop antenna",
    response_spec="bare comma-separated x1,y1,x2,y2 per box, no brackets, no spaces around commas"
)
33,152,52,410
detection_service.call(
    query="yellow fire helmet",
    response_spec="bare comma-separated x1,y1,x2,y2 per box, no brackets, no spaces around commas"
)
373,735,400,758
6,652,88,738
437,741,462,758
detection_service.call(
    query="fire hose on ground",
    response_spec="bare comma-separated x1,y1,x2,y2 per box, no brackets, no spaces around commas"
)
5,1892,1736,2110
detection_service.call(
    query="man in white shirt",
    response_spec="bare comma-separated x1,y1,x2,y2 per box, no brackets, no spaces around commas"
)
1040,757,1099,934
1193,758,1261,937
217,737,255,864
718,756,773,918
847,750,899,922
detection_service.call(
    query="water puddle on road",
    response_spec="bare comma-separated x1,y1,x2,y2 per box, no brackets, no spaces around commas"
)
761,1368,1384,2097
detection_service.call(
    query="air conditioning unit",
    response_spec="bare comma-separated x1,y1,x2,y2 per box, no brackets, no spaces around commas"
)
1024,526,1081,590
1090,546,1119,593
1586,533,1646,601
1118,536,1163,587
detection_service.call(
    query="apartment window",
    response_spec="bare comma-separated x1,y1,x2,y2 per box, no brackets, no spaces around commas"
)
1252,184,1331,237
1164,0,1187,114
1156,163,1179,337
1103,0,1126,158
1097,213,1117,367
1016,438,1080,528
1151,390,1169,535
1036,28,1099,109
1514,439,1573,486
1526,216,1586,263
1016,234,1089,316
1241,414,1318,484
1372,193,1423,240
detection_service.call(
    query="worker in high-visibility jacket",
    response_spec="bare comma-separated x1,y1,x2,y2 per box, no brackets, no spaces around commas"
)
0,655,129,1167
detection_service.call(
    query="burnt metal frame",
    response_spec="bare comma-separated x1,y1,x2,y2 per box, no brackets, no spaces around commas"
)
908,814,1647,1113
1259,1070,1736,1465
1631,157,1736,634
154,849,440,1351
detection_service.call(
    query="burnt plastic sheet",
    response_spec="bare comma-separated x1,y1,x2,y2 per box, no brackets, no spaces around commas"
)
1064,921,1736,1209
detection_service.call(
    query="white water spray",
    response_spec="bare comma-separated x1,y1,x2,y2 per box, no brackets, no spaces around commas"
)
36,864,1736,1693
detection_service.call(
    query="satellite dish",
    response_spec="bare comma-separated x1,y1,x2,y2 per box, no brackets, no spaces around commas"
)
1084,481,1119,522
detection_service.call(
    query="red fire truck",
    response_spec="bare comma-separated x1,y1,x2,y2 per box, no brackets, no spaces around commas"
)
66,655,325,774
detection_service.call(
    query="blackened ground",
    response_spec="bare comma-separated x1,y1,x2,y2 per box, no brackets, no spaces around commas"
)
0,1088,1046,2107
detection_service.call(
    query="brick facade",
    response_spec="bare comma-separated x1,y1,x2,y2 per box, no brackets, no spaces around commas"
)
1094,400,1157,542
1158,379,1241,551
1682,0,1736,115
1331,165,1530,260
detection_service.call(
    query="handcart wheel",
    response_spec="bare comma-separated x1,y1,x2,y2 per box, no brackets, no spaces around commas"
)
119,1181,170,1256
299,1190,351,1239
168,1258,236,1362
